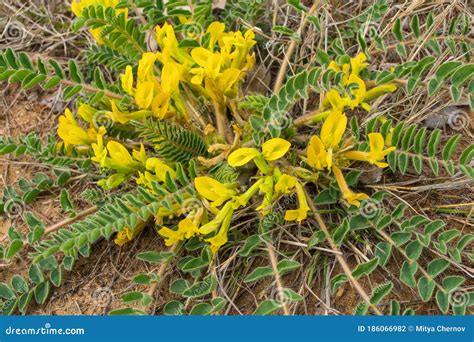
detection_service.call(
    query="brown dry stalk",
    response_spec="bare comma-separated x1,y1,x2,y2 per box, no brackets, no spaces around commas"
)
273,1,321,93
303,187,383,315
20,206,98,246
265,241,290,315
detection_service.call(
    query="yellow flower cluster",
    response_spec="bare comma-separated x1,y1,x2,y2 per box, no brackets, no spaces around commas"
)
119,22,256,121
306,111,395,207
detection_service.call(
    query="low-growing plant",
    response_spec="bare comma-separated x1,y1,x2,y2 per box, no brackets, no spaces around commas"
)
0,0,473,316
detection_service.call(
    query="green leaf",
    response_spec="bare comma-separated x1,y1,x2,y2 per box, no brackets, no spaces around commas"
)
330,274,348,294
28,264,44,284
352,258,379,279
282,288,304,302
427,129,441,157
0,283,15,299
451,64,474,87
239,235,262,257
417,277,435,302
405,240,423,260
253,300,282,315
180,257,208,272
400,261,417,287
392,18,403,41
11,275,28,294
375,242,392,267
60,189,76,217
370,282,393,305
410,15,420,37
332,219,350,246
189,303,213,315
277,259,301,275
121,291,146,304
183,276,216,298
427,259,450,278
443,276,464,291
315,49,330,66
436,290,449,314
6,239,23,259
163,300,185,316
109,308,146,316
50,267,63,287
391,232,411,246
244,267,273,283
137,251,174,264
170,279,190,295
424,219,445,235
436,61,463,81
442,134,462,161
34,281,50,304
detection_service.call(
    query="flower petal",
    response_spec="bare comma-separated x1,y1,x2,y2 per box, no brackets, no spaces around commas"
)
228,148,259,167
261,138,291,161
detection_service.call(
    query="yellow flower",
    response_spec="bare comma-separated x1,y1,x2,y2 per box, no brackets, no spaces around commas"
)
105,141,142,173
135,81,155,109
233,178,264,208
228,148,260,167
114,220,147,246
121,65,134,95
57,109,96,147
194,177,236,208
320,110,347,150
255,175,274,214
98,173,127,190
110,101,152,124
332,165,368,207
228,138,291,172
205,203,234,254
346,74,368,110
364,84,397,101
344,133,395,168
274,174,297,194
261,138,291,161
324,89,347,112
307,135,328,170
158,216,200,246
199,202,234,235
158,226,185,246
350,52,368,76
137,52,157,83
91,130,107,167
206,21,226,50
77,103,96,123
284,182,310,223
178,218,200,239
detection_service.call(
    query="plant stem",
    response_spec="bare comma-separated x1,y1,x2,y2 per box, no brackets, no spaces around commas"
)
266,241,290,315
212,100,233,144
